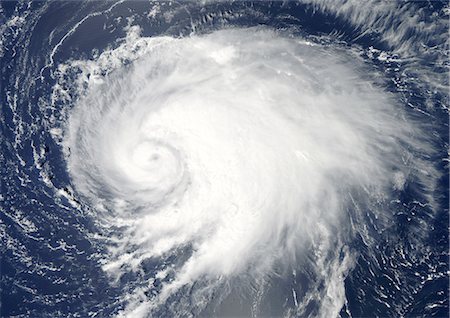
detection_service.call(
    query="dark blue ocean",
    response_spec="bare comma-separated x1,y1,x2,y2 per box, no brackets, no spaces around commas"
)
1,1,448,317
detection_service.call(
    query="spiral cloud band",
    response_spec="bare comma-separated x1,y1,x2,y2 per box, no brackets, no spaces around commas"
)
64,28,428,317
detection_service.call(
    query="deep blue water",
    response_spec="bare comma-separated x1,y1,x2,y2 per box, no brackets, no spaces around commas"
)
1,1,448,317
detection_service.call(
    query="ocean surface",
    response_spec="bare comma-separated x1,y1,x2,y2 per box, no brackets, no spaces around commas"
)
1,1,449,317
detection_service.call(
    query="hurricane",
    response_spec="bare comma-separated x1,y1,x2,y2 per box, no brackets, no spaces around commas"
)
1,1,448,318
